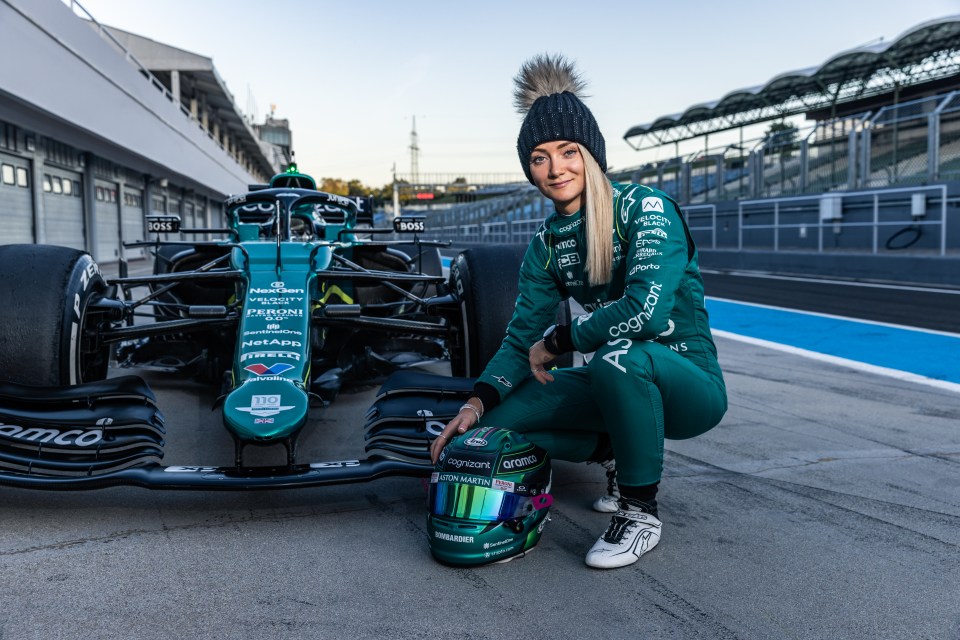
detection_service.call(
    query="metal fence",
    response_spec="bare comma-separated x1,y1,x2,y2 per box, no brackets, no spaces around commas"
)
422,186,956,257
732,186,950,255
429,188,546,242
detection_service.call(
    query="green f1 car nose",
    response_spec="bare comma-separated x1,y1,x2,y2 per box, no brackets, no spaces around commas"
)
223,378,309,442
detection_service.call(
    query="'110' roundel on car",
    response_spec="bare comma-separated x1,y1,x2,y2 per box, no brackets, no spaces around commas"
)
244,363,295,376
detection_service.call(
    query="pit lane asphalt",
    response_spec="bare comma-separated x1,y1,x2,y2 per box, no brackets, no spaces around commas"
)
701,269,960,334
1,338,958,639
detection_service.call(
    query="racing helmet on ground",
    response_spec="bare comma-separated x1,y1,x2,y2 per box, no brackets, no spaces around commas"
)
427,427,552,566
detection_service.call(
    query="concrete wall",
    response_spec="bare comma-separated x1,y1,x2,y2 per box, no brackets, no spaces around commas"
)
0,0,254,197
698,249,960,287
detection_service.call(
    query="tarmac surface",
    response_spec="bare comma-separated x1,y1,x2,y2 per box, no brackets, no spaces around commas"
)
1,334,959,639
1,260,958,638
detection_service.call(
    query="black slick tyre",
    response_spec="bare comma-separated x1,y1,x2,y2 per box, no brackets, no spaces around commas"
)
450,246,571,378
0,244,109,385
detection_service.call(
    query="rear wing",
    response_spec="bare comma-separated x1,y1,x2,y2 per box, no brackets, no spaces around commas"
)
349,196,375,226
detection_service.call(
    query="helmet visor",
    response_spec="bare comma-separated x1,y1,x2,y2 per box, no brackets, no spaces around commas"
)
429,482,535,522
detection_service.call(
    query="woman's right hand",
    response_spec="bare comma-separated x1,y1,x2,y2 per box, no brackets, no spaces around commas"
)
429,399,482,464
528,339,557,385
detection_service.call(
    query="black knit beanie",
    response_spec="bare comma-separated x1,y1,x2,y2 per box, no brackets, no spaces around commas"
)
514,55,606,183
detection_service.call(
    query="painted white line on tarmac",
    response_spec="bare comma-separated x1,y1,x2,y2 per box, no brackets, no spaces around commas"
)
707,295,960,339
713,329,960,395
701,269,960,295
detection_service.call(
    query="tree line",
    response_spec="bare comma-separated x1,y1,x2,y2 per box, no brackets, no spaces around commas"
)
317,177,393,201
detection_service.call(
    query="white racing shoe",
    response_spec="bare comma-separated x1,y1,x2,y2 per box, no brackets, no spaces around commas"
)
591,459,620,513
585,498,661,569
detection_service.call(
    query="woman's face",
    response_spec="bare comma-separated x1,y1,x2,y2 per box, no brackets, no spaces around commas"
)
529,140,585,215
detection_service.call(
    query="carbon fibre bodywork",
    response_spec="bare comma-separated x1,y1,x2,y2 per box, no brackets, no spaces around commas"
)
0,371,472,490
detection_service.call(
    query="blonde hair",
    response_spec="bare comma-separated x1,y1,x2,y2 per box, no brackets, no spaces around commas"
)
579,145,613,286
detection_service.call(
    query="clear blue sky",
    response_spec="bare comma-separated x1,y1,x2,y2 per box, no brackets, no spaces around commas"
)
80,0,958,187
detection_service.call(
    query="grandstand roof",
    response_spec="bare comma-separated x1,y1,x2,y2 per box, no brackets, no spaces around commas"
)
625,15,960,150
102,25,280,177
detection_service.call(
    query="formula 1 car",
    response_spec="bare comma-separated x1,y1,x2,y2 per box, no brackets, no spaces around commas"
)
0,167,566,491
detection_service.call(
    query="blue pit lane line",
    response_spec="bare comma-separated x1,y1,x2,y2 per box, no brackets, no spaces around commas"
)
705,297,960,391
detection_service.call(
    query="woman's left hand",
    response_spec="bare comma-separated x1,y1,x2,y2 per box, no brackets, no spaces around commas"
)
528,340,556,385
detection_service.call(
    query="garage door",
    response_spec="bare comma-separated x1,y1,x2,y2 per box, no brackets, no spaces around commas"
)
42,167,84,250
0,153,33,244
122,188,145,259
195,197,208,229
183,200,196,228
94,179,121,262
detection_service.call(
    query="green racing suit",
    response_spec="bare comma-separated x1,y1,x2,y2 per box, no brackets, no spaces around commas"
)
473,182,727,487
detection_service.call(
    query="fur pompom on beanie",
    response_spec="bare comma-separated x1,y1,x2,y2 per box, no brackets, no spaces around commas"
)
514,54,606,182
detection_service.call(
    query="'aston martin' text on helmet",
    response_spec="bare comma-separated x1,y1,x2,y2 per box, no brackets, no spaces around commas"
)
427,427,552,566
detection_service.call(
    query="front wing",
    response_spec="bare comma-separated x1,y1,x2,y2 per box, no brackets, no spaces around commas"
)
0,372,473,491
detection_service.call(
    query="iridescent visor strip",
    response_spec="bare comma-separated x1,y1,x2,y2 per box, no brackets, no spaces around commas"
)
429,482,553,522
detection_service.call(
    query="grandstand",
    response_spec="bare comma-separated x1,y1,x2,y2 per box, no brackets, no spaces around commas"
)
425,16,960,283
617,15,960,200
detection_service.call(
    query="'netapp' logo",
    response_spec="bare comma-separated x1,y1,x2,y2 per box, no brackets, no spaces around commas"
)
242,339,302,348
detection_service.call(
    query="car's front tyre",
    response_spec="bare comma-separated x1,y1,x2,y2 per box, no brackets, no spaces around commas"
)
0,244,110,385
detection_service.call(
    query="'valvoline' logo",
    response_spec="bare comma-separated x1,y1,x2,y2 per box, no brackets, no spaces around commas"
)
244,363,295,376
